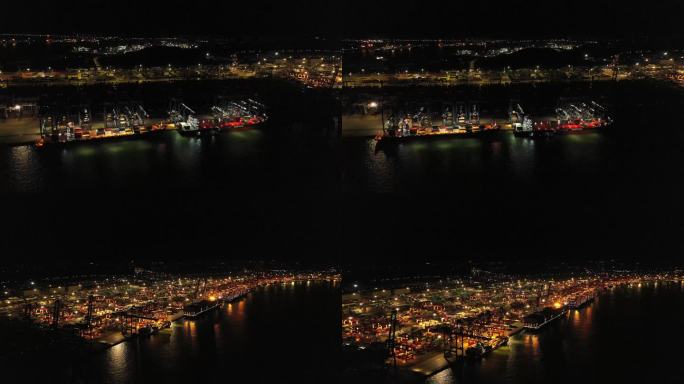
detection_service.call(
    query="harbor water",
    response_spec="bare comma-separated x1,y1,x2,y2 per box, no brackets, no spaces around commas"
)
426,281,684,384
0,79,341,273
88,280,340,384
340,80,684,267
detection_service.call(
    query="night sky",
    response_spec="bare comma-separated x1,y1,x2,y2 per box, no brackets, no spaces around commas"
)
2,1,683,39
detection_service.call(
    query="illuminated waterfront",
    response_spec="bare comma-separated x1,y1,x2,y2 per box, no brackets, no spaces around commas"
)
1,279,341,383
3,1,684,383
91,280,340,384
339,80,684,267
426,281,684,384
343,275,684,384
1,270,339,343
343,272,680,375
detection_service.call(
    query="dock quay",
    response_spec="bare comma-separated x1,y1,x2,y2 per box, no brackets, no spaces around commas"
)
1,271,339,352
183,288,249,319
183,300,221,318
523,308,567,331
343,274,675,381
369,98,612,144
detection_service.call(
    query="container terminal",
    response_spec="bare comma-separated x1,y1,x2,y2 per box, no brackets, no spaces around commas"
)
511,99,613,138
0,270,339,348
374,98,612,144
34,97,268,146
169,97,268,137
342,271,679,379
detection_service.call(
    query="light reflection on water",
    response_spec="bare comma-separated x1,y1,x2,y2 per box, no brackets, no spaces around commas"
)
92,281,339,384
3,145,44,192
349,132,611,195
426,283,684,384
106,343,128,379
0,128,275,195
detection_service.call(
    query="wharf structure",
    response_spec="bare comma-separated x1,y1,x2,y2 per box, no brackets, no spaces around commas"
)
0,271,339,346
343,272,678,377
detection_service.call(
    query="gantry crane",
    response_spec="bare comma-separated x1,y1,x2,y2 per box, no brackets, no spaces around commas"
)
386,309,398,368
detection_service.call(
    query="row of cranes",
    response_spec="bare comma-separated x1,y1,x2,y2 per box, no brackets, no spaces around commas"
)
384,285,554,364
383,304,510,366
40,106,92,139
549,99,612,131
212,98,267,120
384,102,482,137
39,103,150,141
509,102,534,135
379,98,611,139
510,99,612,137
168,99,201,135
211,98,268,128
20,291,172,339
441,309,510,360
555,100,608,122
105,105,149,130
36,97,269,144
169,98,268,136
20,294,113,339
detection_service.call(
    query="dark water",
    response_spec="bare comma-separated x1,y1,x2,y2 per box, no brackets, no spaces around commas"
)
0,80,341,275
426,282,684,384
340,80,684,269
0,127,341,273
2,80,683,273
89,281,340,384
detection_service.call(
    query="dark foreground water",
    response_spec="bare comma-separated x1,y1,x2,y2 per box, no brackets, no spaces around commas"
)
0,80,341,275
88,281,340,384
341,80,684,270
426,281,684,384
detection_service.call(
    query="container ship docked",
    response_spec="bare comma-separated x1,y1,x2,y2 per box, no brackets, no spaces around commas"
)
522,287,600,331
374,99,612,144
522,307,567,331
464,336,509,359
511,100,613,138
183,299,221,318
211,98,268,129
566,289,599,309
183,287,250,319
169,98,268,137
375,103,501,144
35,98,269,146
35,104,167,147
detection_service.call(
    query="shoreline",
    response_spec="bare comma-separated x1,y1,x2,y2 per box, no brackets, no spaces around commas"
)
388,280,678,382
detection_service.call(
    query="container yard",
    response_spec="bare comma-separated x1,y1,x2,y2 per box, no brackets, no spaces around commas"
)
342,271,679,378
0,270,339,348
33,97,269,146
373,98,612,144
171,97,268,137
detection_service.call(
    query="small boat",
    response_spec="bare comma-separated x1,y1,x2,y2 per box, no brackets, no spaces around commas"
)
177,116,201,136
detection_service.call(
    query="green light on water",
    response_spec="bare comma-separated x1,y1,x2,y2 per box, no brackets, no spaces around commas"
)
74,146,97,156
